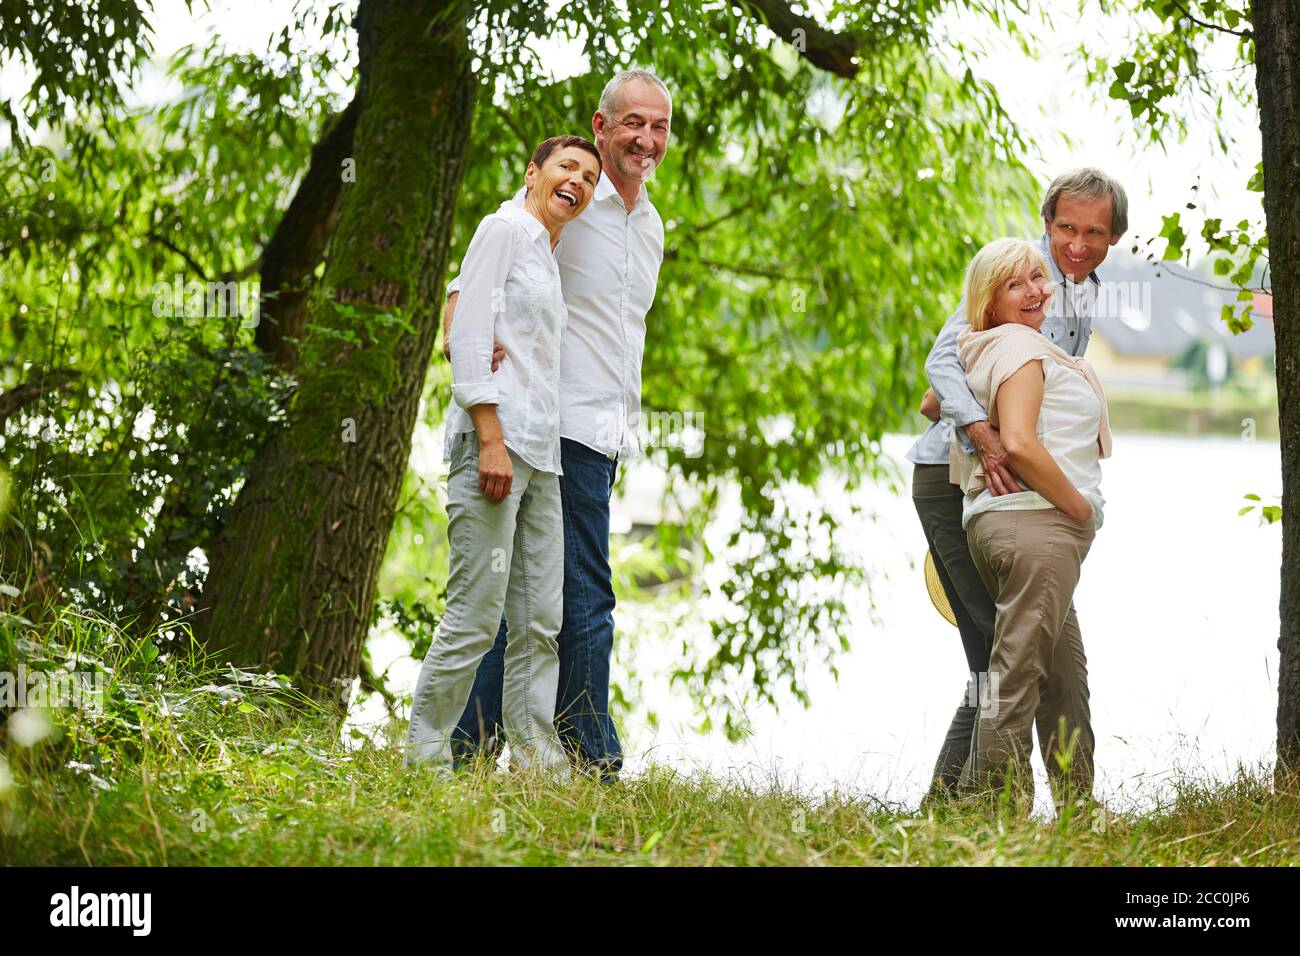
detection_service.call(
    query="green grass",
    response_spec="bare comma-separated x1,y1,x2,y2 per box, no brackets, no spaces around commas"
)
3,607,1299,866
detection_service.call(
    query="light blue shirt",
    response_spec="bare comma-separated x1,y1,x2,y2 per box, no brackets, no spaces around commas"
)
906,232,1101,465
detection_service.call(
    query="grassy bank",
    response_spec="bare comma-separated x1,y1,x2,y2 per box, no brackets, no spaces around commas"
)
1105,387,1280,438
2,611,1299,866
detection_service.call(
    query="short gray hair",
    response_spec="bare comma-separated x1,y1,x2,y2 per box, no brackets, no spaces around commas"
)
598,69,672,121
1040,167,1129,237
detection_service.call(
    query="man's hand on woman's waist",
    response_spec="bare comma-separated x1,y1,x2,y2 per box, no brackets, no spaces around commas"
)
965,420,1023,496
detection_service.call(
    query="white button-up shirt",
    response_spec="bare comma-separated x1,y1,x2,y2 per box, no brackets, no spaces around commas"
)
907,232,1101,465
450,171,664,460
445,204,566,474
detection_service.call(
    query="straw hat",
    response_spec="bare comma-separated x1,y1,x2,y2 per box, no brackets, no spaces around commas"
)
924,551,958,627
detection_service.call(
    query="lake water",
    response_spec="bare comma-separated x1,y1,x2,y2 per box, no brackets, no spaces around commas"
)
612,431,1284,815
362,430,1284,817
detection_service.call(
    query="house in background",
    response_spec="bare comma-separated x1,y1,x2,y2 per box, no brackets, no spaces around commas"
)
1087,251,1274,393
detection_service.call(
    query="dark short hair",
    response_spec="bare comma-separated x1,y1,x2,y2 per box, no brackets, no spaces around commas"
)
529,134,601,174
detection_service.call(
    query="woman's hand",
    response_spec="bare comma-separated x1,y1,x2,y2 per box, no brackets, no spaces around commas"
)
967,420,1022,496
1061,496,1093,524
478,437,514,502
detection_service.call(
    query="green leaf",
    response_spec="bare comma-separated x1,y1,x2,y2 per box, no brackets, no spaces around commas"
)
1162,229,1185,261
0,0,1103,723
641,831,663,854
1113,61,1136,83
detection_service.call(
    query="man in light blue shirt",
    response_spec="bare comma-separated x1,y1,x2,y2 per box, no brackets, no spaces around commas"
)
911,168,1128,805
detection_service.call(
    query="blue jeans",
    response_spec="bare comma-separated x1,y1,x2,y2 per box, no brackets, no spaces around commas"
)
452,437,622,777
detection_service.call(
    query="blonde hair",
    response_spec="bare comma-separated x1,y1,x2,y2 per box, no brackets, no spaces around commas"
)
965,238,1051,332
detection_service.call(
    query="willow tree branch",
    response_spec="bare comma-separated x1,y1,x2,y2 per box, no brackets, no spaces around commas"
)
254,92,362,366
667,248,812,283
146,230,211,282
0,369,79,424
219,256,263,284
690,198,759,236
1169,0,1252,37
739,0,862,77
492,102,534,152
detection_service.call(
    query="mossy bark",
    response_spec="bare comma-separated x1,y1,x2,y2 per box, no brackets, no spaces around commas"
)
254,93,361,367
1254,0,1300,781
198,0,475,707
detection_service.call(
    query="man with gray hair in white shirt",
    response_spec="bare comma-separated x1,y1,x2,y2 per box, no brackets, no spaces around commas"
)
441,69,672,781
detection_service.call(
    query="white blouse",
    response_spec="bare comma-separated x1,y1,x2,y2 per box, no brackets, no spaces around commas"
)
962,355,1106,529
449,172,664,460
445,204,566,474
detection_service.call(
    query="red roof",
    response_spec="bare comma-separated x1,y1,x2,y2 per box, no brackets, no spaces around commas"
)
1252,291,1274,321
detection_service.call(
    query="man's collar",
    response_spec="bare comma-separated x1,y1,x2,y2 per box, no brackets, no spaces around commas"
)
595,170,619,202
1038,231,1101,286
596,169,649,209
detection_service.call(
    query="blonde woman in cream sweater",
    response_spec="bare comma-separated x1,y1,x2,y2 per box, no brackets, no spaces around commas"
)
949,237,1113,813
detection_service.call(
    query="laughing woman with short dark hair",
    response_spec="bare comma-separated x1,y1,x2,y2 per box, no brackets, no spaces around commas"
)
405,136,602,774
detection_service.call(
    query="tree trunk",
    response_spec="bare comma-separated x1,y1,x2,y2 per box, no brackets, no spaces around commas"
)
255,93,361,367
1254,0,1300,783
198,0,475,708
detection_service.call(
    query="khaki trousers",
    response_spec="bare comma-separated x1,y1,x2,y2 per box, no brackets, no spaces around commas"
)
960,507,1096,807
